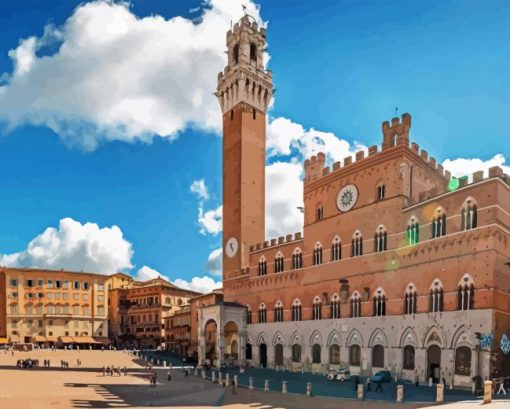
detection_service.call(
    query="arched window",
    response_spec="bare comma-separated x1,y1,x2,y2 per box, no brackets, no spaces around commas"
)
292,248,303,270
431,207,447,238
373,288,386,317
233,43,239,64
292,344,301,363
274,252,284,273
429,280,444,313
404,284,418,315
351,231,363,257
331,236,342,261
258,303,267,324
316,203,324,221
258,257,267,276
377,184,386,200
372,345,384,368
330,294,340,319
292,299,302,321
461,198,478,231
407,216,420,245
246,307,252,324
350,291,361,318
403,345,415,370
274,301,284,323
349,345,361,366
455,346,472,376
312,296,322,320
374,225,388,252
312,344,321,364
457,274,475,311
250,43,257,61
330,344,340,364
313,242,323,265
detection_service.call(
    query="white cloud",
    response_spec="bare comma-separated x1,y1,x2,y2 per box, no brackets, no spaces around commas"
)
265,161,304,239
198,205,222,236
190,179,209,201
172,276,221,294
0,217,133,274
205,247,222,277
267,116,367,164
442,154,510,182
135,265,169,281
0,0,263,151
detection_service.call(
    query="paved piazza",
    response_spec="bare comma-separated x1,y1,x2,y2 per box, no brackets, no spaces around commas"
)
0,349,442,409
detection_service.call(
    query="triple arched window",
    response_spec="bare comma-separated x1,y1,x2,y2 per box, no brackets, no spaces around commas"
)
350,292,362,318
407,217,420,245
330,294,340,319
258,303,267,323
331,237,342,261
292,248,303,269
258,257,267,276
351,231,363,257
429,280,444,313
274,252,284,273
373,288,386,317
312,296,322,320
461,198,478,231
274,301,284,322
457,274,475,311
313,242,323,265
431,208,447,238
404,284,418,315
292,299,302,321
374,225,387,252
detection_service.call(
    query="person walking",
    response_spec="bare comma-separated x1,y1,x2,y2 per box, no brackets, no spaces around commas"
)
167,370,172,381
375,379,383,393
496,377,507,395
366,377,372,392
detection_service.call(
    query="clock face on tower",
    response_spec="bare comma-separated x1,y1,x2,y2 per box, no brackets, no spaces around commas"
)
225,237,239,258
336,184,358,212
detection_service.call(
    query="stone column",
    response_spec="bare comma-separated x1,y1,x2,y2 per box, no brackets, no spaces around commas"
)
238,330,246,366
216,329,225,367
483,380,492,404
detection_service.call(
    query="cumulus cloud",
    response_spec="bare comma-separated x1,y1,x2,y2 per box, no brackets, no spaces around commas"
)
205,247,222,277
172,276,222,294
0,217,133,274
135,265,169,282
442,154,510,182
198,205,223,236
190,179,209,201
0,0,262,150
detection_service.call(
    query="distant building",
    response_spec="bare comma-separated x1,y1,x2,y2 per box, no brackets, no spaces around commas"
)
0,267,109,347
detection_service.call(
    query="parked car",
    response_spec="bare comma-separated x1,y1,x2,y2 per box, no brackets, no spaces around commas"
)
326,368,351,382
371,370,392,383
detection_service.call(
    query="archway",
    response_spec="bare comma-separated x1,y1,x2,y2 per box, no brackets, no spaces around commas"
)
259,343,267,368
224,321,239,360
427,345,441,383
204,319,218,363
275,343,284,367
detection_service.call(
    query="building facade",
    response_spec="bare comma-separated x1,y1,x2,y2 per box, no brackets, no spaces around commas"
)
0,267,109,345
197,15,510,387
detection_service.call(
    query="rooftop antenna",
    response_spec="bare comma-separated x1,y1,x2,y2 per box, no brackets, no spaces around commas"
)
242,4,247,15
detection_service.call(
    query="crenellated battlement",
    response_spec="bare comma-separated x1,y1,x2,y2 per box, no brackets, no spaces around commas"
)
249,232,303,253
382,113,411,150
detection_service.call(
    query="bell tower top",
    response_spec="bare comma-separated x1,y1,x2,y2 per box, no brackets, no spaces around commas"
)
216,15,273,114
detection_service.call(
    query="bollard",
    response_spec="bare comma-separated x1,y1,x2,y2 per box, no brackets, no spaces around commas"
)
483,380,492,404
449,382,453,390
472,380,476,394
306,382,312,397
194,368,198,377
282,380,287,394
357,383,364,400
436,383,444,403
249,376,254,390
226,373,230,387
234,375,238,386
201,369,205,379
163,361,167,368
212,371,216,383
264,379,269,392
396,384,404,402
429,377,433,387
218,371,223,385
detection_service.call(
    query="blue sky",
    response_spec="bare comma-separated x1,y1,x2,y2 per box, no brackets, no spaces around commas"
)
0,0,509,291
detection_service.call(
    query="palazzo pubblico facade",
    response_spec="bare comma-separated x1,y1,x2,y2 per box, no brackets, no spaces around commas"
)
197,15,510,388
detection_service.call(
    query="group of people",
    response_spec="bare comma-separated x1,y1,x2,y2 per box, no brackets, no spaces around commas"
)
102,366,126,376
16,358,39,368
149,371,158,386
42,359,51,368
354,376,384,393
60,360,70,368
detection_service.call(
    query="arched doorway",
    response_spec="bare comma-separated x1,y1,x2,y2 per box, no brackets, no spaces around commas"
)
259,343,267,368
204,319,218,364
427,345,441,383
224,321,239,360
275,343,284,367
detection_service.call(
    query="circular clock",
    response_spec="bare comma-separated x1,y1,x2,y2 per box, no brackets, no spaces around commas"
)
336,184,358,212
225,237,239,258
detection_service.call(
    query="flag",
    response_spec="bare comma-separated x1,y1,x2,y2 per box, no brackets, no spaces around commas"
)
501,334,510,355
480,333,493,349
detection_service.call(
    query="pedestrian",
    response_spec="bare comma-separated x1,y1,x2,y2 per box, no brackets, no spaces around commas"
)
375,379,383,393
366,377,372,392
496,377,507,395
231,379,236,395
167,370,172,381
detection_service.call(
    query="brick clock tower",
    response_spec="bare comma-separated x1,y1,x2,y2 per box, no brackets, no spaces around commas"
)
216,16,273,281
